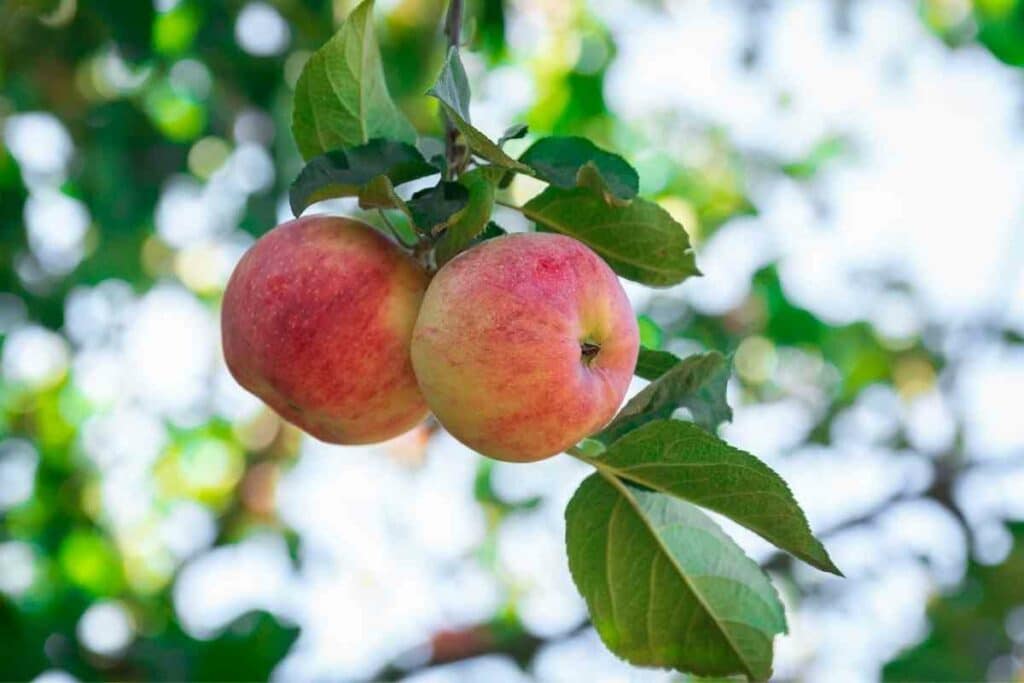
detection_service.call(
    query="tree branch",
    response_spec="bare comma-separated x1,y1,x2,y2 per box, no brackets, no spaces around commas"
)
442,0,464,180
375,620,590,680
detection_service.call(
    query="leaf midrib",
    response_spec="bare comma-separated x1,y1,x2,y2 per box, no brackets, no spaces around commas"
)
594,466,760,680
591,454,828,573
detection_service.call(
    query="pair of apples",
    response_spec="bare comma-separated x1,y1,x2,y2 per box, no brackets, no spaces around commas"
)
221,216,640,462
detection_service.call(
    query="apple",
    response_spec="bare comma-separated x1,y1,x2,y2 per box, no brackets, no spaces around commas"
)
411,232,640,462
222,215,429,444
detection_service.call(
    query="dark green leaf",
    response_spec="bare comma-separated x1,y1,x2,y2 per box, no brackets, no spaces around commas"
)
634,346,683,381
497,123,529,147
602,351,732,439
587,420,841,576
406,181,469,235
520,136,639,202
523,187,699,286
288,139,435,216
428,49,532,173
565,472,786,680
434,167,501,266
291,0,417,160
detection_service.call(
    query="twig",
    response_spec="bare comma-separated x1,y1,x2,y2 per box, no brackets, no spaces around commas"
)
442,0,464,180
375,619,590,680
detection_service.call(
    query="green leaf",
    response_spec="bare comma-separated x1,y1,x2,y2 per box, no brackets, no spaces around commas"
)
357,175,407,215
565,472,786,680
497,123,529,147
587,420,841,576
636,317,664,350
634,346,682,381
520,136,639,203
291,0,417,161
523,187,699,286
575,162,631,207
434,167,501,266
602,351,732,440
289,139,435,216
406,181,469,235
428,48,533,173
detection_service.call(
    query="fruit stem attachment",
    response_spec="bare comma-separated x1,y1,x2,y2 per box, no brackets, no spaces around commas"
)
580,341,601,364
442,0,465,181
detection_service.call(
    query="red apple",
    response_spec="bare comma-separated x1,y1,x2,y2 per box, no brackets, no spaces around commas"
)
411,232,639,462
222,215,429,444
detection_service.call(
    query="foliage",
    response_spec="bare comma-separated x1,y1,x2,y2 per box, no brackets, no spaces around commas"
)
284,1,831,679
2,0,1024,681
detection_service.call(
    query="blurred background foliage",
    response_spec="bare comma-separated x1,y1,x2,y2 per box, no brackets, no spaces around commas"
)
2,0,1024,681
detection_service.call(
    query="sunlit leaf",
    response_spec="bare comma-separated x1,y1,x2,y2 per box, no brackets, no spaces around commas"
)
585,420,841,575
291,0,417,160
523,187,699,286
566,472,786,680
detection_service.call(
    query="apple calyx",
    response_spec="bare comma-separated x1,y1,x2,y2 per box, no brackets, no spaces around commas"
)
580,340,602,364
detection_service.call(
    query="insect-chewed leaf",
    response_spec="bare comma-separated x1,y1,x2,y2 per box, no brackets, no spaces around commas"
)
520,136,639,203
565,472,786,681
434,167,501,266
523,187,699,286
634,346,681,381
406,181,470,235
428,48,532,173
586,420,841,576
601,351,731,440
291,0,417,160
289,139,435,216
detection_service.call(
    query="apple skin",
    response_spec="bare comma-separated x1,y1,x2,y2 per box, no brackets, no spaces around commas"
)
411,232,640,462
222,215,429,444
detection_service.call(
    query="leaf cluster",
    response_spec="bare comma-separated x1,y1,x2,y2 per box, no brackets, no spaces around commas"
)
287,2,840,679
